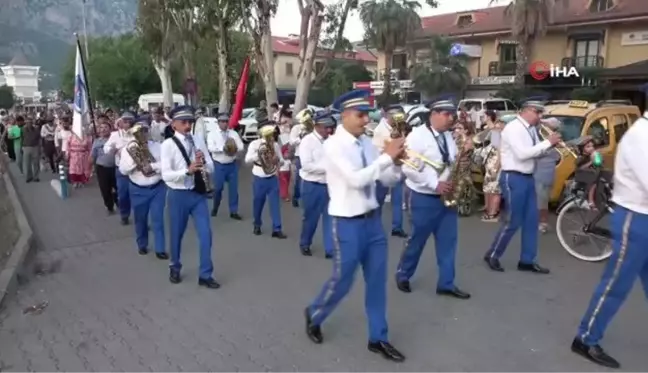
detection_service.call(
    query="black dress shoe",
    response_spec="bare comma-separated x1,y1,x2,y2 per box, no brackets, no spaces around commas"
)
292,199,299,208
391,229,408,238
121,217,129,226
325,253,333,259
368,341,405,362
301,247,312,256
138,248,148,255
272,231,287,239
253,226,262,235
484,256,504,272
304,307,323,344
155,252,169,260
518,262,550,274
436,287,471,299
198,278,221,289
571,338,620,369
396,280,412,293
33,178,40,182
211,209,218,217
169,270,181,284
230,213,242,220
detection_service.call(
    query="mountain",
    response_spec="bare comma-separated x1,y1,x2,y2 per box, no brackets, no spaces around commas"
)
0,0,137,89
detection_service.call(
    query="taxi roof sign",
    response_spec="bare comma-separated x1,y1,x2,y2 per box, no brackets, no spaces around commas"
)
568,100,589,108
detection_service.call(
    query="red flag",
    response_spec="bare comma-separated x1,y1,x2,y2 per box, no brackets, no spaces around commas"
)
229,57,250,129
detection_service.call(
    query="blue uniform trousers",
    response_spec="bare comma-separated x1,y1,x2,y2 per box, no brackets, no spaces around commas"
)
293,157,302,203
577,205,648,346
212,161,239,214
396,191,458,290
299,181,333,254
129,181,166,253
253,175,282,232
115,169,131,219
167,189,213,280
308,212,389,342
485,171,539,264
376,180,404,231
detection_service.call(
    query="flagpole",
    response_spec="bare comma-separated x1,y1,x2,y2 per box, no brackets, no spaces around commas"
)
74,32,97,136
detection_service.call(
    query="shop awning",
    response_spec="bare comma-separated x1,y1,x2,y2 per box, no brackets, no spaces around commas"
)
598,59,648,78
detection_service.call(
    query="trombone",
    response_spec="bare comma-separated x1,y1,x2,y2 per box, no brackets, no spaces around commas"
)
538,124,578,159
384,138,446,174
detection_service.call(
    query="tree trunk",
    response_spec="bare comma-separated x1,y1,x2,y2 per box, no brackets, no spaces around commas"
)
381,50,393,104
217,19,231,114
260,30,278,111
515,42,528,87
153,58,174,107
293,12,323,114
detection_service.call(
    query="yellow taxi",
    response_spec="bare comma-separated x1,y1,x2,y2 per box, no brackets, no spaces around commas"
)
542,100,640,203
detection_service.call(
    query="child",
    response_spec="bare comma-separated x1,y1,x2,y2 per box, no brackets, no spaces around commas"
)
575,137,604,209
278,121,292,201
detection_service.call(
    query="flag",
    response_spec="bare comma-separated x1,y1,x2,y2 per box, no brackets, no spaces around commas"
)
229,57,250,129
72,42,90,138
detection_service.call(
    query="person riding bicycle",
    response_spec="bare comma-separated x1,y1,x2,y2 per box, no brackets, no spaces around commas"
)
574,136,609,210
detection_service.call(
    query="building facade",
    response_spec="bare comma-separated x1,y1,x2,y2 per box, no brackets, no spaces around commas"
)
0,52,41,102
376,0,648,100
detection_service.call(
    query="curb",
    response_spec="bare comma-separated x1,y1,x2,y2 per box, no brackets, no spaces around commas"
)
0,164,34,309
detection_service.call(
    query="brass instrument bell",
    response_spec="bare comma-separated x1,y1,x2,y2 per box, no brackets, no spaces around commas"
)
538,124,578,158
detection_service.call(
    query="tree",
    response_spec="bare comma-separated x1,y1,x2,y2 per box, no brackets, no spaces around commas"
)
489,0,569,86
292,0,325,113
239,0,279,112
0,85,15,110
137,0,177,107
360,0,428,104
309,61,373,105
411,35,470,98
60,35,161,108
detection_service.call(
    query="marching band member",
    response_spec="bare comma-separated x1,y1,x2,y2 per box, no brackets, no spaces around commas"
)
394,100,470,299
118,122,167,259
483,101,559,273
289,109,309,207
150,107,168,143
570,113,648,369
104,112,136,225
245,118,287,238
207,113,244,219
297,113,335,258
161,106,219,289
372,105,407,238
304,90,406,362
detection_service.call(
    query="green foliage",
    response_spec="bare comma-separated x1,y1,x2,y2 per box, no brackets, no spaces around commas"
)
570,86,605,102
0,85,15,109
359,0,422,53
412,35,470,97
60,34,161,108
494,84,547,105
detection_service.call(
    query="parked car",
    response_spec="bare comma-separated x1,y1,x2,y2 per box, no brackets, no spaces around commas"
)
236,105,328,142
458,98,518,117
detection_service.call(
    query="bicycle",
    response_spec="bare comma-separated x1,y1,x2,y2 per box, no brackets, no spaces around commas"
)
555,166,614,262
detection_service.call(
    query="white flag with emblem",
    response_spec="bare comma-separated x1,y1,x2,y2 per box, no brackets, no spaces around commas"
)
72,43,90,138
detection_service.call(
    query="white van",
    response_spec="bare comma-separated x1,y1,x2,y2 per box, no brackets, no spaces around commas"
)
138,93,185,111
458,98,518,116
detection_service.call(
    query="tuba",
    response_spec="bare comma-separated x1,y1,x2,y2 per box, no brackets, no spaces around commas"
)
257,125,278,175
126,125,157,177
442,134,473,208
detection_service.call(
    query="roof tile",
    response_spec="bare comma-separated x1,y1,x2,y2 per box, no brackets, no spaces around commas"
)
272,36,377,63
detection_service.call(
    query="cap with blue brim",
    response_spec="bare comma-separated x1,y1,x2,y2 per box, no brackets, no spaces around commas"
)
170,105,196,121
314,113,335,128
217,113,229,122
426,100,457,113
332,89,372,112
521,100,545,112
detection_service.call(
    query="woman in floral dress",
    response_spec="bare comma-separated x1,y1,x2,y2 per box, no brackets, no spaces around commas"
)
66,130,93,187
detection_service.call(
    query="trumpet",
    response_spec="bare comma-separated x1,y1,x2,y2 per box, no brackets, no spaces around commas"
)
402,148,447,174
538,124,578,158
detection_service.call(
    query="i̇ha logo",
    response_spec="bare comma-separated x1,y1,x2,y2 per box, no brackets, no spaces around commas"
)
529,61,580,80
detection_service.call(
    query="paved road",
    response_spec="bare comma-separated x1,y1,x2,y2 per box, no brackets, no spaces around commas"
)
0,164,646,372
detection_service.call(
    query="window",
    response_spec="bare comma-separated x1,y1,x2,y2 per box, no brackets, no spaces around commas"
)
285,62,293,76
485,101,506,111
574,39,600,67
314,61,324,75
590,0,614,12
543,115,585,142
461,100,482,111
587,117,610,147
612,114,629,143
504,100,517,111
456,14,474,28
499,44,516,63
391,53,407,69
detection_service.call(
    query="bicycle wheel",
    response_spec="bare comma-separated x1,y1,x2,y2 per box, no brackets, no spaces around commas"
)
556,199,613,262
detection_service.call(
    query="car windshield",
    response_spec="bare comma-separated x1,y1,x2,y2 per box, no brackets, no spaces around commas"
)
242,108,255,118
368,109,382,122
542,115,585,142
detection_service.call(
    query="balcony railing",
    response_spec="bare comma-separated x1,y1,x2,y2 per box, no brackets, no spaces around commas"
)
488,61,516,76
561,56,604,68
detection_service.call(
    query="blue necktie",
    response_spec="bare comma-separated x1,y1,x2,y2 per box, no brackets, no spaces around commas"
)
356,140,372,198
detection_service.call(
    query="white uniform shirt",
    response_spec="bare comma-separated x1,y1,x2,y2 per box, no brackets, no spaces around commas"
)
207,128,244,164
278,133,292,172
298,131,327,184
150,120,167,143
611,114,648,214
103,129,133,165
499,116,551,174
55,128,72,152
160,131,214,190
289,124,304,155
118,141,162,186
372,118,392,151
245,138,286,177
403,124,457,195
325,126,402,217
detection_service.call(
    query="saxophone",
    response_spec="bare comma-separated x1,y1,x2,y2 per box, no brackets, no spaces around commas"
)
126,126,157,177
257,126,278,175
442,134,473,208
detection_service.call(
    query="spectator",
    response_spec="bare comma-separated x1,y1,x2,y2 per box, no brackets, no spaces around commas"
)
21,117,41,182
534,118,561,233
8,116,24,173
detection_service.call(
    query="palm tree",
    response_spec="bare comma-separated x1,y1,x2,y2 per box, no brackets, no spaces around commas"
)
489,0,569,85
360,0,422,102
411,35,470,98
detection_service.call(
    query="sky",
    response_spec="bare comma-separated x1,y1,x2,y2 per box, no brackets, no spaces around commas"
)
269,0,509,42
